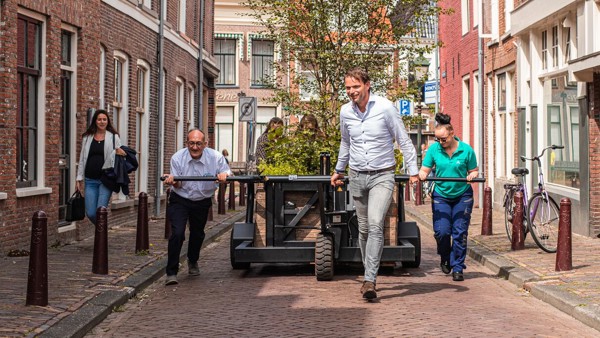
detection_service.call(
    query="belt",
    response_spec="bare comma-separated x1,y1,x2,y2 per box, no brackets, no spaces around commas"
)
354,165,396,175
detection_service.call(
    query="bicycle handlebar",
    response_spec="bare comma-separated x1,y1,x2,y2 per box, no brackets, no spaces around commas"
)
520,144,564,162
160,175,486,183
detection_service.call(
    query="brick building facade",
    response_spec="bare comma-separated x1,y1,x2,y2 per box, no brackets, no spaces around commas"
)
0,0,218,253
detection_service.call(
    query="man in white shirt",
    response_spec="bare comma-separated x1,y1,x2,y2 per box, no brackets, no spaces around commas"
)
331,67,419,299
162,129,231,285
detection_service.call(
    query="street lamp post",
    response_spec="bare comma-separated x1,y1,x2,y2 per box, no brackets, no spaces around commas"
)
412,54,430,206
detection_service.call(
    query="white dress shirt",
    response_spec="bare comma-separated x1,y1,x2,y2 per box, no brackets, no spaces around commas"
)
170,147,231,201
335,94,418,176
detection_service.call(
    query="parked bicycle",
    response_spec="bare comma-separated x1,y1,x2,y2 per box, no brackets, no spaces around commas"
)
411,169,435,202
502,145,564,253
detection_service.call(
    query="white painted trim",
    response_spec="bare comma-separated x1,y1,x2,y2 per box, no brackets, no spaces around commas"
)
16,187,53,198
0,192,7,200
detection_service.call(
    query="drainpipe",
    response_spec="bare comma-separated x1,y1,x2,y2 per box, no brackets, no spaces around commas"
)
155,0,165,216
197,0,204,130
478,36,485,208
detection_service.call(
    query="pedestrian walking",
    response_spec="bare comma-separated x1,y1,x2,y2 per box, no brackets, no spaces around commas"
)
76,109,126,225
330,67,419,299
418,113,479,282
162,129,232,285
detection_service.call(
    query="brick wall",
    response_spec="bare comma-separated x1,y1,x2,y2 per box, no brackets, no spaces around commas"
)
590,74,600,235
0,0,217,254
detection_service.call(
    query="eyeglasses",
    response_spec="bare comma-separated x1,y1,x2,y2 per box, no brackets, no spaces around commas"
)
435,136,450,143
187,141,205,147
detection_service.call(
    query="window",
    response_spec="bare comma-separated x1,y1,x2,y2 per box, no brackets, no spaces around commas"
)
551,26,559,68
99,46,106,111
175,79,185,150
251,39,274,87
564,27,571,63
216,106,234,160
178,0,186,33
143,0,152,8
461,0,470,35
298,62,317,101
215,38,236,85
187,85,195,130
16,15,42,188
497,73,506,111
545,77,579,188
541,30,548,70
135,61,150,194
504,0,513,33
113,52,129,145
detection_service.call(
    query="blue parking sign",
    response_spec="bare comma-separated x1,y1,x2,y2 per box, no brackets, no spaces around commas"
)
399,100,410,116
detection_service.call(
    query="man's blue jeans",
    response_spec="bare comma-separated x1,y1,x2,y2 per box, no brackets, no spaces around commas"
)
431,186,474,273
349,169,395,283
84,177,112,225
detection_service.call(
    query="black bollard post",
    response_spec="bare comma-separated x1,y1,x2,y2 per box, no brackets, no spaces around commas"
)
511,191,525,250
228,181,236,210
218,183,226,215
208,205,214,221
136,192,149,253
481,187,493,235
164,188,172,239
556,198,572,271
26,211,48,307
92,207,109,274
239,182,246,207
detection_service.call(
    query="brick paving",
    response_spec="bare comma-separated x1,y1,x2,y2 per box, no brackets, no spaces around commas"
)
3,194,600,337
86,217,599,337
0,202,245,338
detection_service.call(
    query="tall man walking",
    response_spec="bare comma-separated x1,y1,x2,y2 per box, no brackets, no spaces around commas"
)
162,129,231,285
331,67,419,299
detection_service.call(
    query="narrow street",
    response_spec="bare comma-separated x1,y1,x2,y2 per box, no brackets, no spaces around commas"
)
87,221,599,337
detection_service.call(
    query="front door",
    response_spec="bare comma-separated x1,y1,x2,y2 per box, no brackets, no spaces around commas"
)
58,70,72,224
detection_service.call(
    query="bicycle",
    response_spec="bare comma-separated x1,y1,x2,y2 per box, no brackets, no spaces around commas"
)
411,169,435,202
502,145,564,253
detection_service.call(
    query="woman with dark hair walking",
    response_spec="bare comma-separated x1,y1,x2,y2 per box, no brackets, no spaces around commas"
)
76,109,125,224
255,116,284,167
418,113,479,281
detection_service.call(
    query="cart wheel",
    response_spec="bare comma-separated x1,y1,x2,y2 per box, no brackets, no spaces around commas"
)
315,232,334,281
401,226,421,268
230,230,250,270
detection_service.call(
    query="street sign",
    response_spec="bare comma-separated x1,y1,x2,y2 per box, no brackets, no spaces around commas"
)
239,96,256,122
399,99,411,116
424,80,438,105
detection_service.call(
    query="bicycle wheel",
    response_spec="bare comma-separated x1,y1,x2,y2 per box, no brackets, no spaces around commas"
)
527,193,560,253
504,189,528,242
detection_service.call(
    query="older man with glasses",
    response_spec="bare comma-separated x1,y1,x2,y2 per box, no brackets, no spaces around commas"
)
162,129,231,285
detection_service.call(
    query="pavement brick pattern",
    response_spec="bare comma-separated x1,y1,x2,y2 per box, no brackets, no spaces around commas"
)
86,221,599,337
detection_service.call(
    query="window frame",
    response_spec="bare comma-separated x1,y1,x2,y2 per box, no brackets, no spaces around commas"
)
215,38,237,86
250,38,275,88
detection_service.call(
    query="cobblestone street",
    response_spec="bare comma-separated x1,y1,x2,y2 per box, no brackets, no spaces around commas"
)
86,220,599,337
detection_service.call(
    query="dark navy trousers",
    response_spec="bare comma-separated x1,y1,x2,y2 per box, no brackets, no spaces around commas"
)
431,186,474,273
166,192,212,276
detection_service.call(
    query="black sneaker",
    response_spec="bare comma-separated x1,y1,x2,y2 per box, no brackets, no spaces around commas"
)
452,271,464,281
440,260,451,275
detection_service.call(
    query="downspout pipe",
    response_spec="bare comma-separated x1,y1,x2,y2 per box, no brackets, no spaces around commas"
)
155,1,165,216
197,0,204,130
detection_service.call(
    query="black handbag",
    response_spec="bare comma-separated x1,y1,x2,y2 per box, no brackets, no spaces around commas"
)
65,190,86,222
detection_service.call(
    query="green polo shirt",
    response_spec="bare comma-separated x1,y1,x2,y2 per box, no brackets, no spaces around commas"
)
422,137,478,199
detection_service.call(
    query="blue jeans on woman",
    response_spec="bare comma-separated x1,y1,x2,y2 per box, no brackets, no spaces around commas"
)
84,177,112,225
431,186,474,273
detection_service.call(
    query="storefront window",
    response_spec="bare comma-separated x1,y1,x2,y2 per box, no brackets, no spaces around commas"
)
545,76,579,188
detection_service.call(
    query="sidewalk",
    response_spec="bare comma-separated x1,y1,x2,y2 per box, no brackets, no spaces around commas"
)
0,204,246,338
405,199,600,332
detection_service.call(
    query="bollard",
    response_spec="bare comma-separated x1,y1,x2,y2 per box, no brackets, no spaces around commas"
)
239,182,246,206
555,198,572,271
92,207,109,274
511,191,525,250
26,211,48,307
481,187,493,235
218,183,226,215
164,188,172,239
415,182,423,206
208,205,214,221
136,192,149,253
228,181,236,210
404,182,411,202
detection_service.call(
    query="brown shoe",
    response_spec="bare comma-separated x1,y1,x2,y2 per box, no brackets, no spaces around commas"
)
361,281,377,300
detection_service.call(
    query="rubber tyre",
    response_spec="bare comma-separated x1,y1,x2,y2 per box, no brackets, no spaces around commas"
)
315,232,334,281
230,230,250,270
401,226,421,268
528,193,559,253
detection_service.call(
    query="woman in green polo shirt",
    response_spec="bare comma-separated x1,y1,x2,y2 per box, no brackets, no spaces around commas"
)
418,113,479,282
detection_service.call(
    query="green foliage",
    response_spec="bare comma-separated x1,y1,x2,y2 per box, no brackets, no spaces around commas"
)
244,0,443,175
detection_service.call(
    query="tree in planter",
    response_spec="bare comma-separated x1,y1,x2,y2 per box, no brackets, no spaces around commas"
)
246,0,444,175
